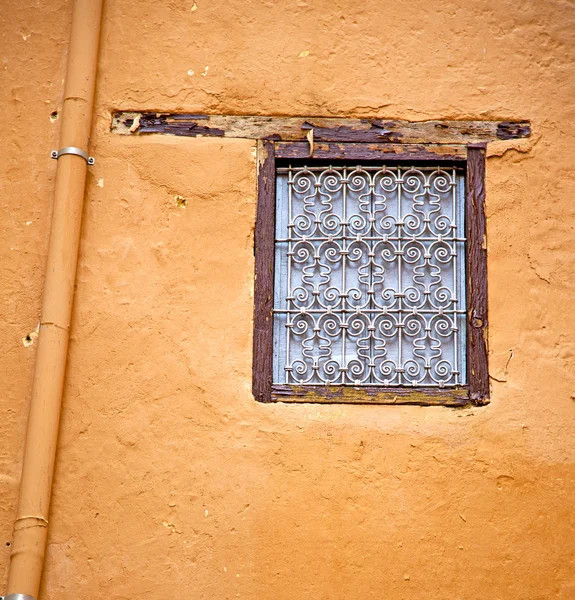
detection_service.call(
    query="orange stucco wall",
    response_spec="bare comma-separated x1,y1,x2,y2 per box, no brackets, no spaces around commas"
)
2,1,575,598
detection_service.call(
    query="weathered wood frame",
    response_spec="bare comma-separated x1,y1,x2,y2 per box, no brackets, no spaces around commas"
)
253,141,489,407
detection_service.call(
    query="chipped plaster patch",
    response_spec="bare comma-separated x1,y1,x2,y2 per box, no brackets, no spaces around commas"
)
174,194,187,208
298,50,310,58
162,520,182,534
487,137,535,158
23,324,39,347
191,2,198,11
187,69,195,77
97,178,104,188
201,66,209,77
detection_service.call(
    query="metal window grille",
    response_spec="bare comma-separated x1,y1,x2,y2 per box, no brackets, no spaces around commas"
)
273,165,467,387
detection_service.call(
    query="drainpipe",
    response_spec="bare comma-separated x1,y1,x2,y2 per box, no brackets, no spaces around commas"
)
5,1,103,598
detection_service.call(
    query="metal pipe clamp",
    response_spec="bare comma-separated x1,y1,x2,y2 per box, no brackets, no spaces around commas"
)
51,146,95,165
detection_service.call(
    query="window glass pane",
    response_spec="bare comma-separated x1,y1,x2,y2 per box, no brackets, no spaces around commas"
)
273,165,466,387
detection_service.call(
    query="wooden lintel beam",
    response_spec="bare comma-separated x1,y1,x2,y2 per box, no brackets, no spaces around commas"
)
274,142,467,161
111,112,531,145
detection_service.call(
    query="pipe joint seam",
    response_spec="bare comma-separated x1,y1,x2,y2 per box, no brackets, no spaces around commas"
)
51,147,95,165
13,516,48,531
40,321,69,332
63,95,89,104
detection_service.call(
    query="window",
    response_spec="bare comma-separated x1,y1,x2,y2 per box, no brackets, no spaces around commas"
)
253,141,489,407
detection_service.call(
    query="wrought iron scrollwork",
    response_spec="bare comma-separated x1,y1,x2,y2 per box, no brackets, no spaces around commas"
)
273,165,466,387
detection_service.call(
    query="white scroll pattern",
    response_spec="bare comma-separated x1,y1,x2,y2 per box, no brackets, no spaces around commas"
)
273,165,466,387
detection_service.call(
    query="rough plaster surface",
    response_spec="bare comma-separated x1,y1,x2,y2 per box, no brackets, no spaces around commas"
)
1,0,575,598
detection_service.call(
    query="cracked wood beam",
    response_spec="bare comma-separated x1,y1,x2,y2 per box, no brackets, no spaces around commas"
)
111,112,531,145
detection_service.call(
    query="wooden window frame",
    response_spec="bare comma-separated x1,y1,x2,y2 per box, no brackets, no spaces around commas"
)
253,141,489,407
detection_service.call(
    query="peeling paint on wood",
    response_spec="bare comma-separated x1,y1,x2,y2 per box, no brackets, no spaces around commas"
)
496,121,531,140
112,112,531,145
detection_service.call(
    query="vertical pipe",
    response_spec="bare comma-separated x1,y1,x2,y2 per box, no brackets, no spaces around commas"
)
5,1,103,598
